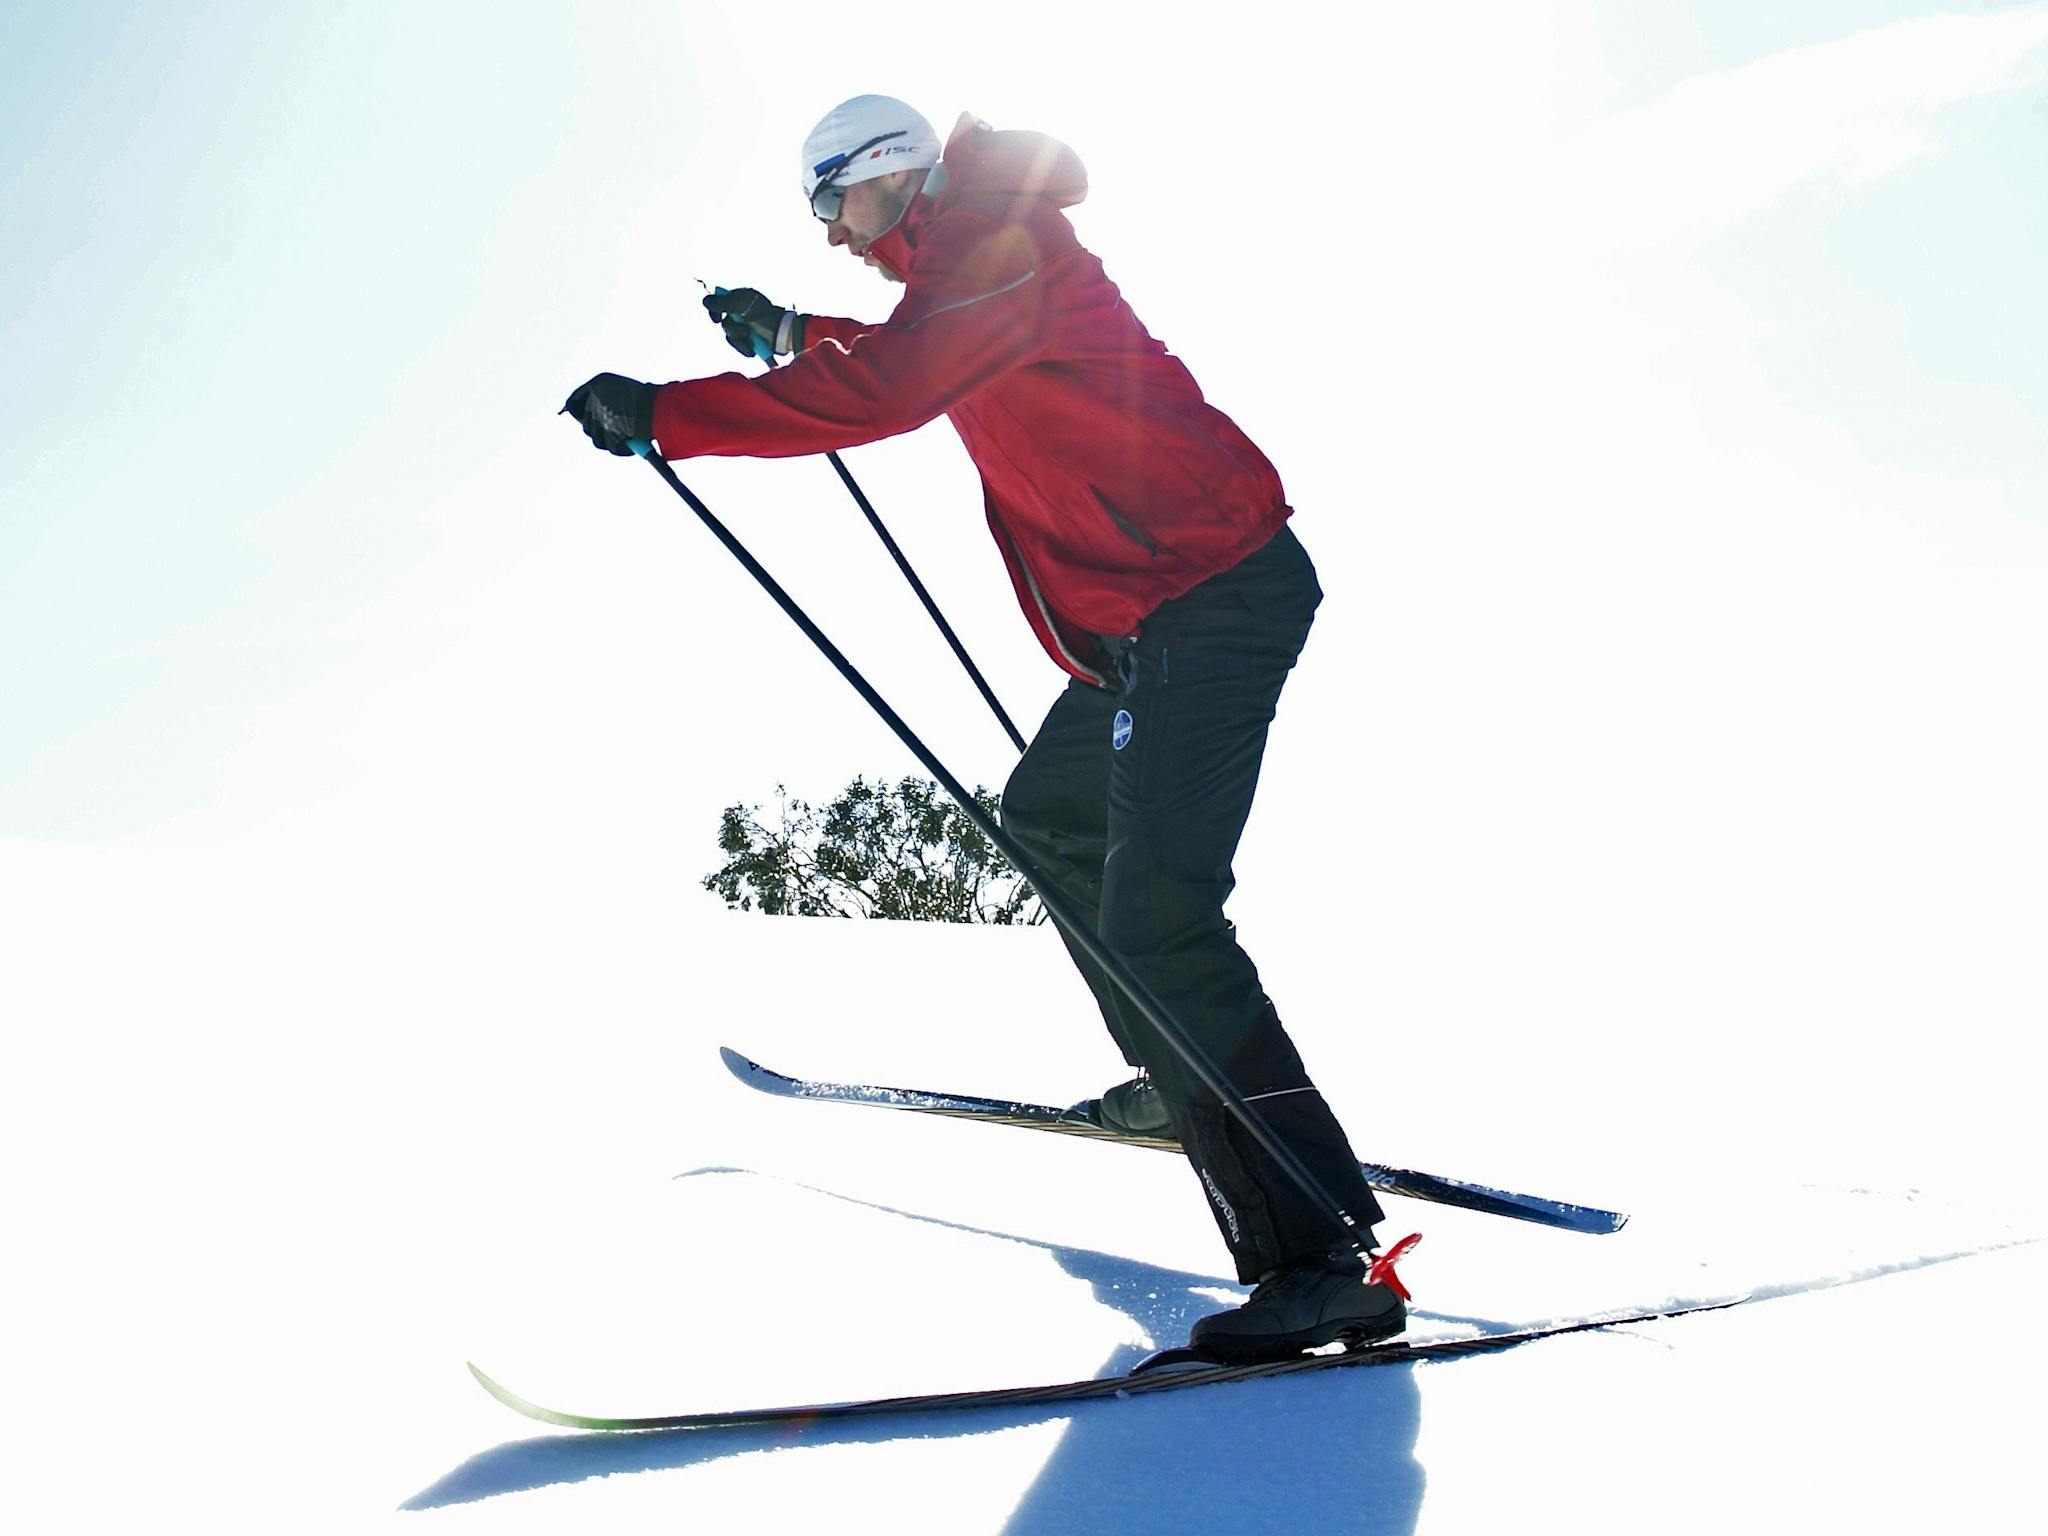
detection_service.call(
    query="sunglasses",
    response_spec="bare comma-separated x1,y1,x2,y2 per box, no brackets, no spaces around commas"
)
808,130,908,222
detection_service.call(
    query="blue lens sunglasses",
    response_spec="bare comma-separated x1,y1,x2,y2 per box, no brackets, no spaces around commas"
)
809,130,909,222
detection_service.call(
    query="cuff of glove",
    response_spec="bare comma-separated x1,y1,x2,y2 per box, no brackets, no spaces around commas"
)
774,312,808,356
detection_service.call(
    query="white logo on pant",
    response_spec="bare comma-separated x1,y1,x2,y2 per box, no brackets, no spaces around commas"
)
1200,1168,1240,1242
1112,709,1133,750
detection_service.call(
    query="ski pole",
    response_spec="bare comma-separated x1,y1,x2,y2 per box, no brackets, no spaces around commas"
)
710,285,1026,752
820,448,1027,752
623,441,1375,1258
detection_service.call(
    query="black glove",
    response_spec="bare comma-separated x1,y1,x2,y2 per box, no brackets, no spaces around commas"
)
703,288,805,360
560,372,658,456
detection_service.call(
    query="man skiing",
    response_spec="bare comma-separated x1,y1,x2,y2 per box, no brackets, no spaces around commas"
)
562,95,1406,1359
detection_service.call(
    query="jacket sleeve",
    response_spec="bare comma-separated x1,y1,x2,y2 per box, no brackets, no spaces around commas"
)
800,313,873,351
649,215,1051,460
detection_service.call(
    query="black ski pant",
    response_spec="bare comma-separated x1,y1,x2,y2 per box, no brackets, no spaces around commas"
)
1000,526,1384,1282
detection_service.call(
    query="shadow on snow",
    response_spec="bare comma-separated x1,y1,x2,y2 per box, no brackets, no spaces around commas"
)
404,1169,1436,1533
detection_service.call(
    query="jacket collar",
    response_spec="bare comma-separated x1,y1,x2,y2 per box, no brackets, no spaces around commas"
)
859,163,945,284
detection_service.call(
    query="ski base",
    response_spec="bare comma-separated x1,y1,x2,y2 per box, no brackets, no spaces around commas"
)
469,1297,1741,1434
719,1046,1627,1235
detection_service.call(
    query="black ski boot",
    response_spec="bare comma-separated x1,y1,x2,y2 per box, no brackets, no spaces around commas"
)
1187,1238,1416,1362
1073,1074,1176,1138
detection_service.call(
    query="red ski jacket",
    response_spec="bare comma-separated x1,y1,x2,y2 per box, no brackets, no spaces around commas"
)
650,115,1292,683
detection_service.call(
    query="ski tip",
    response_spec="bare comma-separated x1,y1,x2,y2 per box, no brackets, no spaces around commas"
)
466,1361,526,1402
466,1361,532,1414
468,1362,595,1429
718,1045,781,1087
718,1045,802,1097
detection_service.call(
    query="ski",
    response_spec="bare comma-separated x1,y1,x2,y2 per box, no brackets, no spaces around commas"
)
719,1046,1627,1235
469,1296,1739,1433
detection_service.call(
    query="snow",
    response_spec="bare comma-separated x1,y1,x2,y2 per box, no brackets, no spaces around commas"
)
3,851,2041,1535
8,6,2048,1531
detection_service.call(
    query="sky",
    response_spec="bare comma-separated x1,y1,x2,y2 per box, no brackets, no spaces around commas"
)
4,2,2046,936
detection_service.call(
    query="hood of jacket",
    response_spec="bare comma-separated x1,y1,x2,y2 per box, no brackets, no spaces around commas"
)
862,113,1086,280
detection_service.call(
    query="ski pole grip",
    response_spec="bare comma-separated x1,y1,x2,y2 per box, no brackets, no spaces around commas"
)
629,438,656,457
714,285,778,364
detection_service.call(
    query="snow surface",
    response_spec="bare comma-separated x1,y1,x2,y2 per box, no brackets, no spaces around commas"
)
8,7,2047,1531
4,848,2042,1535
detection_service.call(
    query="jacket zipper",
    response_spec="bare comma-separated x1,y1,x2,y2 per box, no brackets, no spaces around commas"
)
1091,486,1164,557
992,517,1108,687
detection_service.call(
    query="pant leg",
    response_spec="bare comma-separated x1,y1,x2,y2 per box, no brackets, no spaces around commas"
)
1098,526,1384,1281
999,678,1149,1065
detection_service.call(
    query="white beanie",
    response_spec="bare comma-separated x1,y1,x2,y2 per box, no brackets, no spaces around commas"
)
800,95,942,203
